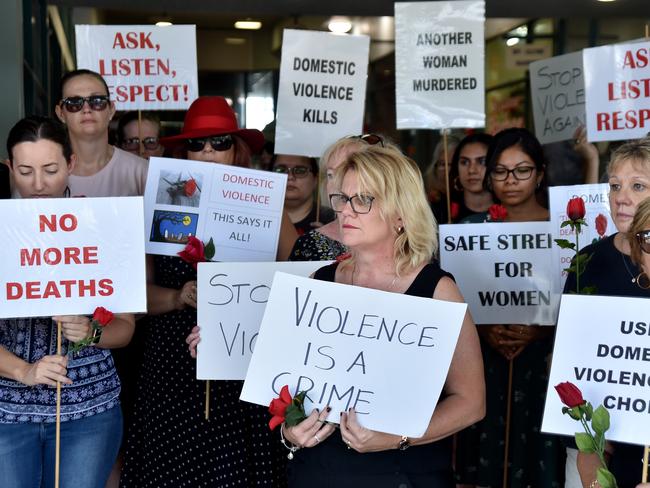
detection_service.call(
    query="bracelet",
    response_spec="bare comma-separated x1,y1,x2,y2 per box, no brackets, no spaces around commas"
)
280,424,300,460
589,480,600,488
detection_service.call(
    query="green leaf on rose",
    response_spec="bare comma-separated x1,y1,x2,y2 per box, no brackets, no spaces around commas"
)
204,237,216,261
596,467,617,488
580,285,597,295
592,405,610,435
554,239,576,250
575,432,595,453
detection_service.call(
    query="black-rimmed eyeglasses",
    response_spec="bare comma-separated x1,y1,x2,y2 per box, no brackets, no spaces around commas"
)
490,166,536,181
329,193,375,214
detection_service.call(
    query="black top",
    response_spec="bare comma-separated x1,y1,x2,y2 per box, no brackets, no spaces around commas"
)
0,164,9,199
294,205,335,236
564,234,649,488
287,261,456,488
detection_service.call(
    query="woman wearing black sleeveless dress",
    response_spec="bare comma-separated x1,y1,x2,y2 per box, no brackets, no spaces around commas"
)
280,145,485,487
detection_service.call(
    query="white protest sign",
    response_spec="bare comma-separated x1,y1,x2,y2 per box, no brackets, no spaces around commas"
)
584,40,650,142
0,197,146,318
75,25,198,110
549,184,614,293
394,1,485,129
144,157,286,261
542,294,650,446
439,222,559,325
530,51,585,144
241,272,466,437
274,29,370,157
197,261,333,380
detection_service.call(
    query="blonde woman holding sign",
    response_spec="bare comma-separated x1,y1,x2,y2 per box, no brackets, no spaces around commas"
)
0,116,135,488
281,145,485,487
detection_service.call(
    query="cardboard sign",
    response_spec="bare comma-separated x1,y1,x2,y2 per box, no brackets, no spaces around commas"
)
274,29,370,157
530,51,586,144
144,157,287,261
0,197,146,318
549,184,614,293
584,40,650,142
542,294,650,446
75,25,198,110
439,222,559,325
240,272,467,437
394,1,485,129
197,261,333,380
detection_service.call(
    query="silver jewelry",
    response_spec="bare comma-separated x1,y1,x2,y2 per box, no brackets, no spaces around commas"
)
280,424,300,460
351,263,398,290
621,251,639,283
314,434,321,443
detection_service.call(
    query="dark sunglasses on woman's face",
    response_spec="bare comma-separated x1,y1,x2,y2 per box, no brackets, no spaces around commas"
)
186,135,234,152
636,230,650,254
60,95,110,113
122,137,160,151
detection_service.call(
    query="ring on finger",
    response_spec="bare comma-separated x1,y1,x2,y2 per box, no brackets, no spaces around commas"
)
314,434,321,443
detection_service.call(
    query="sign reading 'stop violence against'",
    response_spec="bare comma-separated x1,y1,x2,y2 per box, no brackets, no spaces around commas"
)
75,25,198,110
394,1,485,129
584,40,650,142
274,29,370,157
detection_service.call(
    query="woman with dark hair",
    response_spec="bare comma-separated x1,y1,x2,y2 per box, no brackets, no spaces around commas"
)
448,133,494,222
454,128,563,488
121,96,295,488
0,116,135,488
55,69,148,197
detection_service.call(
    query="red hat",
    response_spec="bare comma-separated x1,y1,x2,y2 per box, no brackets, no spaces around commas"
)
160,96,265,153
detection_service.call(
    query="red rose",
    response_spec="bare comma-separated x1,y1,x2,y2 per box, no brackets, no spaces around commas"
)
92,306,114,327
595,213,607,237
555,381,586,408
184,178,197,197
177,236,205,269
488,204,507,222
268,385,293,430
566,197,586,222
450,202,460,221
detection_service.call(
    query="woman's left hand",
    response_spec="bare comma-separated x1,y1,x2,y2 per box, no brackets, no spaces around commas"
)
340,408,400,453
53,315,91,343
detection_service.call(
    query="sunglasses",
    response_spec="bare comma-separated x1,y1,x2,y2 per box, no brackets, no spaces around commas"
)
272,165,313,178
60,95,110,113
347,133,384,147
636,230,650,254
122,137,160,151
186,135,233,152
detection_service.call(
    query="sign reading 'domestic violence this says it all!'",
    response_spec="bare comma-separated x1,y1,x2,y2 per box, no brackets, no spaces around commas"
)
274,29,370,157
75,24,198,110
394,1,485,129
0,197,146,318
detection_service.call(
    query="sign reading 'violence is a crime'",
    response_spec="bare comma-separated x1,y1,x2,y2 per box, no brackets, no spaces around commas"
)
76,25,198,110
0,197,146,318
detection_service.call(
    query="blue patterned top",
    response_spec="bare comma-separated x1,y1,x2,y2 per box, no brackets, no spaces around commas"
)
0,317,120,423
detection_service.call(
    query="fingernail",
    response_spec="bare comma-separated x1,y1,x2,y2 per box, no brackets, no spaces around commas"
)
326,406,331,412
315,408,319,413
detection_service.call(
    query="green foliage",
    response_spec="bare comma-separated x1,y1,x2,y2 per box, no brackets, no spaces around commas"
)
575,432,595,453
204,237,216,261
592,405,610,435
596,467,617,488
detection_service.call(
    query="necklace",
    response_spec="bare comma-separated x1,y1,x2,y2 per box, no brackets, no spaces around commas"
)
351,262,398,291
620,251,638,283
621,251,650,289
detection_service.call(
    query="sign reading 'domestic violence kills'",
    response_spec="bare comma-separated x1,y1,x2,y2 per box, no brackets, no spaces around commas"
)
0,197,146,318
75,25,198,110
439,222,559,325
549,184,614,293
584,40,650,142
144,157,286,261
274,29,370,157
542,295,650,446
241,272,466,437
530,51,585,144
197,261,332,380
394,1,485,129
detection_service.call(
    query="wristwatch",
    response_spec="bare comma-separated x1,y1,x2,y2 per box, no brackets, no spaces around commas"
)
398,435,410,451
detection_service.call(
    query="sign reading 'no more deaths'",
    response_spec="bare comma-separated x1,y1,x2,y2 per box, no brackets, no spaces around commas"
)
240,272,467,438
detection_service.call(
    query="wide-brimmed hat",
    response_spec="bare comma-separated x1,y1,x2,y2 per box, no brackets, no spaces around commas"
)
160,96,265,153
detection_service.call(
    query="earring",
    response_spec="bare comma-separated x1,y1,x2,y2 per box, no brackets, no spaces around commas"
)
396,225,405,235
536,181,541,190
453,177,463,192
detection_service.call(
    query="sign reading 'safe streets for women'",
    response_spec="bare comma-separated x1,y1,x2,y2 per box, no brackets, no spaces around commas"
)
0,197,147,318
274,29,370,157
439,222,559,325
394,1,485,129
542,295,650,446
241,273,467,438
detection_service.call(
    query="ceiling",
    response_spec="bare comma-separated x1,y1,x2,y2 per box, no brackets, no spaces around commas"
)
51,0,650,19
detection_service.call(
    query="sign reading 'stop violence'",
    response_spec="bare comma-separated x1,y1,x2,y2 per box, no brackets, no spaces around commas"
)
394,1,485,129
584,40,650,142
274,29,370,157
0,197,146,318
530,51,585,144
75,25,198,110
